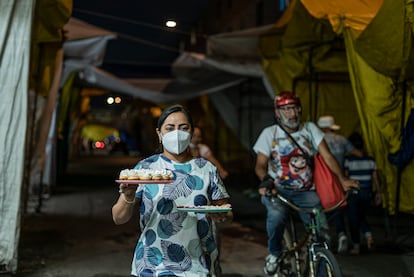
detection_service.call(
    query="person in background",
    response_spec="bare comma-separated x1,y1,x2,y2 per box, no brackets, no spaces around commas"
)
345,132,382,255
317,115,363,254
190,126,229,179
112,104,233,277
253,92,359,275
189,126,229,276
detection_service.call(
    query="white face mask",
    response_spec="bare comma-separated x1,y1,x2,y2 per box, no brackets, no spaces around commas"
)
161,130,191,155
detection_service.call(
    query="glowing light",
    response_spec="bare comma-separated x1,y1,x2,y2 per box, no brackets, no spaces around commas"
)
150,107,162,118
107,97,114,104
95,141,105,149
115,97,122,104
165,20,177,28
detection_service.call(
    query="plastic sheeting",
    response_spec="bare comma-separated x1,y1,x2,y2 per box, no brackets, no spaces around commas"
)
304,0,414,215
52,21,278,171
0,1,33,272
301,0,383,33
261,0,414,214
344,29,413,215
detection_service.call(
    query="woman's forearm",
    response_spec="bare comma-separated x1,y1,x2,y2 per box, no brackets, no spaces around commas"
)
112,195,136,225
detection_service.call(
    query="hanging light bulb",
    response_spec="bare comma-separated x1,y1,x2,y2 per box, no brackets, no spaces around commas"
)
165,20,177,28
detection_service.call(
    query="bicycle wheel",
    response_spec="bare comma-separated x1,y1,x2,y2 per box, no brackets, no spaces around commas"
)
313,248,342,277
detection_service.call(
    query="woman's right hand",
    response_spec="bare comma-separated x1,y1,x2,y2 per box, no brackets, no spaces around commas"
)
112,184,138,225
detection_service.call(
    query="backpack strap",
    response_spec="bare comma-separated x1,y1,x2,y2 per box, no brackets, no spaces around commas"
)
277,122,315,169
277,123,308,157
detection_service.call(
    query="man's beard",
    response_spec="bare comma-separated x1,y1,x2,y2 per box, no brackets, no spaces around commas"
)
278,113,301,130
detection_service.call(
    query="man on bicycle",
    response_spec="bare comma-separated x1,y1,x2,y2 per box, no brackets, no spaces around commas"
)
253,91,359,275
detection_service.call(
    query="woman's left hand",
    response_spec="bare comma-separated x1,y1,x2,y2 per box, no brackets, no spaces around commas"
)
209,199,233,223
209,211,233,223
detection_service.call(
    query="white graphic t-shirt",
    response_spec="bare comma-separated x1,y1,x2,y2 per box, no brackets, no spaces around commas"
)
253,122,324,190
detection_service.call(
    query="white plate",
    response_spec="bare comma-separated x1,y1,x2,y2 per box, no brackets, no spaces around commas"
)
115,179,173,185
176,206,232,213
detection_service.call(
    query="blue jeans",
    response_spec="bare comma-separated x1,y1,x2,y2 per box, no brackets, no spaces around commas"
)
261,187,327,256
348,188,372,245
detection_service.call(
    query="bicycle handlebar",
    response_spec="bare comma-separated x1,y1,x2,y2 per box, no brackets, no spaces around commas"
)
271,189,357,214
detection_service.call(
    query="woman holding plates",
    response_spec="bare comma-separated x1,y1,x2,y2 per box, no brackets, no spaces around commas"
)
112,104,233,277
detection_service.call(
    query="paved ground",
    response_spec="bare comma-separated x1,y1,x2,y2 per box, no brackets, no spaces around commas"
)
8,155,414,277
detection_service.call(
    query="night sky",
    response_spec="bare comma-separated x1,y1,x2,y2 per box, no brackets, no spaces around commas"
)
72,0,209,78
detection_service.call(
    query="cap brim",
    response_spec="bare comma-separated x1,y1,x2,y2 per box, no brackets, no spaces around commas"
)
330,124,340,130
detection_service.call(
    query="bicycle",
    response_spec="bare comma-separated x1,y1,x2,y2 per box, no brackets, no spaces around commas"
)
268,190,354,277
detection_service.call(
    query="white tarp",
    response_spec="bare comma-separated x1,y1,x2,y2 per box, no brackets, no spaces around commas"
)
67,50,274,149
65,24,278,105
37,19,276,197
63,24,277,150
76,65,247,103
61,18,117,86
207,24,275,59
170,52,276,149
0,0,33,272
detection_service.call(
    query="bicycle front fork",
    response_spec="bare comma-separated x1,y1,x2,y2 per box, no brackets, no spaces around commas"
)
308,242,328,276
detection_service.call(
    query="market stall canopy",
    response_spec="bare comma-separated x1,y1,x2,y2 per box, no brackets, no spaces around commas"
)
301,0,383,33
61,18,116,85
73,63,246,104
207,24,276,59
63,17,116,40
260,0,414,216
302,0,414,79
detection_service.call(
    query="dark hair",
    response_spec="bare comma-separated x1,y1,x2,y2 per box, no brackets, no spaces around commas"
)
348,132,364,150
157,104,194,130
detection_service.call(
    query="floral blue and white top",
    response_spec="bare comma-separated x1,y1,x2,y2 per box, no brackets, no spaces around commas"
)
131,154,230,277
